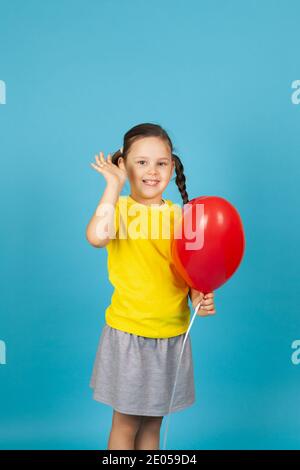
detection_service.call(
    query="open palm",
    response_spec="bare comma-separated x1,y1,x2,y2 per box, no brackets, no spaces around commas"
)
91,151,128,188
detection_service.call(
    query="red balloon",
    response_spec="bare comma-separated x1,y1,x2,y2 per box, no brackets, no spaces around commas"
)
171,196,245,294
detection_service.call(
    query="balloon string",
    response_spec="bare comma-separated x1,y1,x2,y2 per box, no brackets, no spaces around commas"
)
161,299,202,451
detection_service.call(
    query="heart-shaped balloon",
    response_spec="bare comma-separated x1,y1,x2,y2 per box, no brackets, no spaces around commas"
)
171,196,245,293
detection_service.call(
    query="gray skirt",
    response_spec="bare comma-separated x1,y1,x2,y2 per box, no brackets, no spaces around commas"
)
89,324,195,416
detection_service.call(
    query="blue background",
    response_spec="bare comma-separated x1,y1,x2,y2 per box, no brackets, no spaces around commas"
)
0,0,299,450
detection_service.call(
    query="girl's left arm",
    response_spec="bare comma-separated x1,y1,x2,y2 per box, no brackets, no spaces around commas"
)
188,288,216,316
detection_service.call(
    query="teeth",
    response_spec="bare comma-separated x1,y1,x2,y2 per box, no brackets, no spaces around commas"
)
143,180,159,185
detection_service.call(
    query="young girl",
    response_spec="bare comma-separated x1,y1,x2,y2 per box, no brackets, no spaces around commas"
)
86,123,216,450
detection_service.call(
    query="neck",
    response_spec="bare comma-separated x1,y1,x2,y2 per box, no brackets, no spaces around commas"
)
129,192,165,206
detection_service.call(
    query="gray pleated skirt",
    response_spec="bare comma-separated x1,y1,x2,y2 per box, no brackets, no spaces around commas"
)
89,324,196,416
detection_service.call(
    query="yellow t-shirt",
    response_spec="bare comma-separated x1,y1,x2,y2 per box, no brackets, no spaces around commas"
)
104,195,191,338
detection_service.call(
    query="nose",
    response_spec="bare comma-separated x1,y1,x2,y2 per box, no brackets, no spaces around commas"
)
146,163,159,177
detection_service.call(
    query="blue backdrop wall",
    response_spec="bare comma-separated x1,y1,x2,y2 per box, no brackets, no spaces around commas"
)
0,0,299,450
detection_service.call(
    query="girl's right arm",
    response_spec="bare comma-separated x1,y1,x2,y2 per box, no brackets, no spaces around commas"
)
85,182,123,248
86,151,128,248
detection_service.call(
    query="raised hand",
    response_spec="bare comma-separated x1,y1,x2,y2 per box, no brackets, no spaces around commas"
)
90,151,128,188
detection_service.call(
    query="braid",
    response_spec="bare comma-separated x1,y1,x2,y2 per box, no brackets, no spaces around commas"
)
172,153,189,205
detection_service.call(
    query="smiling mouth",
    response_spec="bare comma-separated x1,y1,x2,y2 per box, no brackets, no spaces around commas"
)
142,179,160,186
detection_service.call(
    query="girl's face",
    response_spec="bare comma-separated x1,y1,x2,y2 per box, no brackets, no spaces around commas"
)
119,137,175,205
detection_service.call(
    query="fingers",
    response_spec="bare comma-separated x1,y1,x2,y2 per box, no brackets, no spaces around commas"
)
95,155,103,167
97,152,108,166
206,309,216,314
90,162,105,173
197,303,215,312
197,308,216,317
91,153,107,173
203,292,214,299
196,297,214,309
99,152,112,164
201,299,214,307
195,294,216,316
201,291,214,307
92,152,113,171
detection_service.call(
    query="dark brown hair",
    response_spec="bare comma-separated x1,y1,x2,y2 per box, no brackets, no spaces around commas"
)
111,123,189,205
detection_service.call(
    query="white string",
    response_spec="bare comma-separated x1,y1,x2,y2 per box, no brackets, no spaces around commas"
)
161,299,203,450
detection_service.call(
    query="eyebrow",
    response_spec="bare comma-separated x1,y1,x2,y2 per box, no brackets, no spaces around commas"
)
134,156,170,161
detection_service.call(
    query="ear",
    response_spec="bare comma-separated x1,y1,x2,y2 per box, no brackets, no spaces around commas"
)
117,156,126,168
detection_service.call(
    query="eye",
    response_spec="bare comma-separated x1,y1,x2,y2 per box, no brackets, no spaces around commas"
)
137,160,146,165
159,162,168,166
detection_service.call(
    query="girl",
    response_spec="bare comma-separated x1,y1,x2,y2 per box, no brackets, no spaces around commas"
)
86,123,216,450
